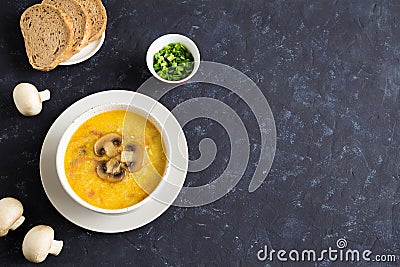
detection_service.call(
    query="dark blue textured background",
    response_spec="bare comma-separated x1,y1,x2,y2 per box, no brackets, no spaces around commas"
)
0,0,399,266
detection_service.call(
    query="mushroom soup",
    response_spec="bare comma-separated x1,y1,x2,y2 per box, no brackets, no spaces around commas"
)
64,110,166,209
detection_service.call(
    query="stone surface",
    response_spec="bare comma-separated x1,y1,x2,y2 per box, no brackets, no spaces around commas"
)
0,0,400,266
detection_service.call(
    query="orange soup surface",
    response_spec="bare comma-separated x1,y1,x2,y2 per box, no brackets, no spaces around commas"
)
64,110,166,209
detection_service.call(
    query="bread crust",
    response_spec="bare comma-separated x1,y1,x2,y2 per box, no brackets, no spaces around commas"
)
20,4,74,71
77,0,92,49
90,0,107,42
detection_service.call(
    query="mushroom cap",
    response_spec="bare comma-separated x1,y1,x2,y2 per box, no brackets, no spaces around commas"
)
121,142,144,172
0,197,23,237
94,133,122,157
13,83,42,116
22,225,55,263
96,160,126,182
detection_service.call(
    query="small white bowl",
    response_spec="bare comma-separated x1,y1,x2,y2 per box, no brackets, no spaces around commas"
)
56,96,181,215
146,34,200,83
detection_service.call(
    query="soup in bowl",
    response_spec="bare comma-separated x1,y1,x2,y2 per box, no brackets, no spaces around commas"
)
56,103,172,214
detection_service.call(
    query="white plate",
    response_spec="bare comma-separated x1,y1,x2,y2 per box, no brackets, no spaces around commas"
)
40,90,188,233
59,32,105,65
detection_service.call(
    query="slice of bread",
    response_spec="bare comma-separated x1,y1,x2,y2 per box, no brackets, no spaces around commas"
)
42,0,92,54
75,0,107,42
20,4,74,71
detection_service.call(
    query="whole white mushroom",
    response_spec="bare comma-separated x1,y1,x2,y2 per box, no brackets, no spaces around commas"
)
13,83,50,116
0,197,25,237
22,225,63,263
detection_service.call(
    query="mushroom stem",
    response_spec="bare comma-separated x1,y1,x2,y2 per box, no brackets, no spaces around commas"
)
49,240,63,256
10,215,25,231
38,90,51,102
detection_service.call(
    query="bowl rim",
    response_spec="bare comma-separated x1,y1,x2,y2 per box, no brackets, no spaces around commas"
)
146,33,201,84
56,101,176,214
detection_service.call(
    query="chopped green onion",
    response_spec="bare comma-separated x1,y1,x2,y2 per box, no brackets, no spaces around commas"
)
153,42,195,81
